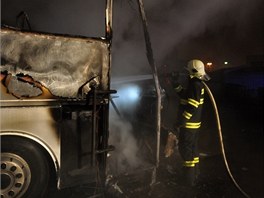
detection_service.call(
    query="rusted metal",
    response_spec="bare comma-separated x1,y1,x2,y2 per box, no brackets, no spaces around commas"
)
137,0,162,185
105,0,113,41
96,145,115,154
1,27,110,98
92,88,97,167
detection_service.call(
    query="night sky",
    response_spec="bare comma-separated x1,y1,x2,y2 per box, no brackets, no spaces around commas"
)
1,0,264,76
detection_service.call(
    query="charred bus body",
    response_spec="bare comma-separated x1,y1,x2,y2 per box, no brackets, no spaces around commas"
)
0,1,114,197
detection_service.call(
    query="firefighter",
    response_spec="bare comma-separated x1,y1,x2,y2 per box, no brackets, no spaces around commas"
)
176,59,210,186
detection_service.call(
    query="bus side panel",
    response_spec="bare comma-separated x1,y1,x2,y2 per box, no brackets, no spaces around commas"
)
0,105,61,167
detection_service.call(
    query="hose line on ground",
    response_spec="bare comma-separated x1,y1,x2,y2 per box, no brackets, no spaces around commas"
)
202,81,250,198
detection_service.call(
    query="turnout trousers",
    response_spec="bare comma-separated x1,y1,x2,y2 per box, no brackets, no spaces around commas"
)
178,128,200,186
178,128,199,163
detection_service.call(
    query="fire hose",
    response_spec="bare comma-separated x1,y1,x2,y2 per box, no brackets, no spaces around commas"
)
202,81,250,198
137,1,250,196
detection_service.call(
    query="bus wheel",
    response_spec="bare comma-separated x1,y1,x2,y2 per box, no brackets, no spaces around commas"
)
1,136,52,198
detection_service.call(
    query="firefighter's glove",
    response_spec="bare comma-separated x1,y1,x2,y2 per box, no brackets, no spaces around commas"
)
164,131,177,158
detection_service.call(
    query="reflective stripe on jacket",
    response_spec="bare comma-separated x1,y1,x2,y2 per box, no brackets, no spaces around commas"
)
179,77,205,129
183,157,199,167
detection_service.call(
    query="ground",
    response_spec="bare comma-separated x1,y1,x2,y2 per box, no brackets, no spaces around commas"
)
50,99,263,198
49,70,264,198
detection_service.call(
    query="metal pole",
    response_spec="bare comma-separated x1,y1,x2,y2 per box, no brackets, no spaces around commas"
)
92,88,97,166
137,0,162,185
105,0,113,40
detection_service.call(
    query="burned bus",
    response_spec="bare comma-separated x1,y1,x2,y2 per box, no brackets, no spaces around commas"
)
0,1,114,197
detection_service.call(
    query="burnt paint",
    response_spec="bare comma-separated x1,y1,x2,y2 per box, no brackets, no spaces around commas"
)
1,27,110,98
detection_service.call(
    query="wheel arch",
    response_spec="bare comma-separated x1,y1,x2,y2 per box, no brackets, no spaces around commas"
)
0,131,60,188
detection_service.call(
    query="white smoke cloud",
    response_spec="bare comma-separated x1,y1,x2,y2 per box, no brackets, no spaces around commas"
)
108,111,144,175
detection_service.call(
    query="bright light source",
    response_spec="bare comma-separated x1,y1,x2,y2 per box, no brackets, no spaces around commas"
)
127,86,140,101
224,61,228,65
117,84,141,103
206,62,213,67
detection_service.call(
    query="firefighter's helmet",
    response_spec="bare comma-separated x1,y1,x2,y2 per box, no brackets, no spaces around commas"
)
186,59,210,81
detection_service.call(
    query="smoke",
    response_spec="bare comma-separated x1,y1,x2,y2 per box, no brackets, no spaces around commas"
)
108,111,144,175
112,0,263,72
2,0,263,72
108,83,144,175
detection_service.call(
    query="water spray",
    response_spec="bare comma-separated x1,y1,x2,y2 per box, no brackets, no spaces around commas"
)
202,81,251,198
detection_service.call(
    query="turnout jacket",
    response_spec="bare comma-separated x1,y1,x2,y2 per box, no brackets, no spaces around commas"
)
178,76,205,129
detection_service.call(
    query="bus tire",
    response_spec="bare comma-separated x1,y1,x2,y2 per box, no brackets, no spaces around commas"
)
1,136,53,198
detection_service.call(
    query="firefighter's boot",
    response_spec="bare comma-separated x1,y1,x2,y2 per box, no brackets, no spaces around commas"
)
164,132,177,158
182,167,196,187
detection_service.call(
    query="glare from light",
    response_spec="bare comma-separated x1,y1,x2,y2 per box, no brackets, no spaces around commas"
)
117,84,141,103
224,61,228,65
127,86,140,101
206,62,213,66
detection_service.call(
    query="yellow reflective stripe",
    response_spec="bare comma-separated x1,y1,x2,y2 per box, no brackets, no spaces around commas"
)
188,98,199,108
183,159,199,167
183,111,192,119
201,88,204,95
200,98,204,104
185,124,201,128
185,126,200,129
193,157,199,163
186,122,201,126
185,164,195,167
185,122,201,129
180,99,188,105
183,161,195,167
